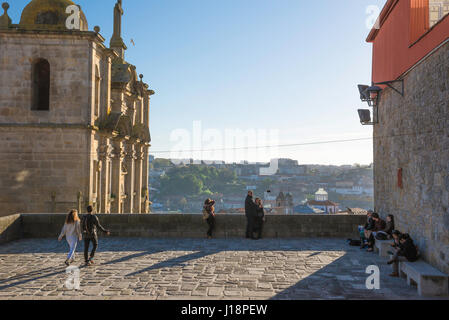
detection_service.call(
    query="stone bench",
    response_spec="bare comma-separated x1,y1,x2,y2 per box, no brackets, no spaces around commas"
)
399,260,449,297
374,239,393,258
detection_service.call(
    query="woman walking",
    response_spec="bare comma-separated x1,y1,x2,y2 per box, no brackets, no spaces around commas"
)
58,209,82,266
203,199,216,239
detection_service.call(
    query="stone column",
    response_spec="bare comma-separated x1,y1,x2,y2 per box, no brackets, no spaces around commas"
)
133,144,143,213
99,138,112,213
142,144,150,213
110,140,124,213
123,142,135,213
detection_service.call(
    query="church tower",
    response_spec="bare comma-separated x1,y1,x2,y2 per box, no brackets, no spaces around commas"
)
0,0,154,215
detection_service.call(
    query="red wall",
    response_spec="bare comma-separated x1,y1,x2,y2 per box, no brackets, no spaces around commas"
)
368,0,449,83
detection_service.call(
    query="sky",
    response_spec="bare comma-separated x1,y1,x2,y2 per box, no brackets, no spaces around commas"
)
8,0,387,165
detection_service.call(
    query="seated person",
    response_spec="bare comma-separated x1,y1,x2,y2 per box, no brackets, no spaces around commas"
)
366,213,386,252
360,210,374,248
388,233,419,277
375,214,395,240
389,230,401,250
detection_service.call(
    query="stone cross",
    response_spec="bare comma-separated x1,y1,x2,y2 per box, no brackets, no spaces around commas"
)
113,0,123,39
110,0,127,58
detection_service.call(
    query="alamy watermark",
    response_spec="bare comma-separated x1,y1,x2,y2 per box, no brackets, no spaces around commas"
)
65,266,80,290
365,265,380,290
168,120,280,170
365,5,381,30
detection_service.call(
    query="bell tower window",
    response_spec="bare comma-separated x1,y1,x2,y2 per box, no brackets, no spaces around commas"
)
32,59,50,111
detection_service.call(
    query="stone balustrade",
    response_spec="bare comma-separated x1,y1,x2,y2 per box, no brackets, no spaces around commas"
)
0,213,365,242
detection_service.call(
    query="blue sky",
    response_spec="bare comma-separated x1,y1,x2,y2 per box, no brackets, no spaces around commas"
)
8,0,386,165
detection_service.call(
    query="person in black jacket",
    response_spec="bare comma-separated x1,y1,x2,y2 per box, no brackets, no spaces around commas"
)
388,233,419,277
82,205,110,266
366,213,387,252
245,191,257,239
254,198,265,240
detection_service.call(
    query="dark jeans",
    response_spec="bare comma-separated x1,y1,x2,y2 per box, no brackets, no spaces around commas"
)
246,216,255,238
207,215,215,237
390,250,407,274
254,218,264,239
368,233,375,248
84,237,98,262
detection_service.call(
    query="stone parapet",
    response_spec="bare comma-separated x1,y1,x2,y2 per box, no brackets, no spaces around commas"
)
14,213,366,239
0,214,22,244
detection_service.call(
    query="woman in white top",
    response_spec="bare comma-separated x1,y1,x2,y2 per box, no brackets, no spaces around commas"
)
58,209,82,266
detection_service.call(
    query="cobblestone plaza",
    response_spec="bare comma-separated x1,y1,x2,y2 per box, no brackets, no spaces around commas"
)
0,238,443,300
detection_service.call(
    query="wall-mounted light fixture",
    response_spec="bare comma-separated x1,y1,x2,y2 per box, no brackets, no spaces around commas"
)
356,79,404,126
357,84,381,125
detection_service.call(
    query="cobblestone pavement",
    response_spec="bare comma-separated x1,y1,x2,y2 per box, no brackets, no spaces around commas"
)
0,238,445,300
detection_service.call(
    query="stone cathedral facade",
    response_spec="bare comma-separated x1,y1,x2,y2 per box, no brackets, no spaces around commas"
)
0,0,154,215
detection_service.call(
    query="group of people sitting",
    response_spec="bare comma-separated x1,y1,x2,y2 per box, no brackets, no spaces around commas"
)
202,191,266,240
359,210,420,277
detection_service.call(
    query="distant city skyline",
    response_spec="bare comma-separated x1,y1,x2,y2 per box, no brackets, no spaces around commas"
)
150,156,373,167
8,0,388,165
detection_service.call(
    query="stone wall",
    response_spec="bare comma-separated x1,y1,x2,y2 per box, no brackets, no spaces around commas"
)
19,214,365,239
0,126,90,215
374,40,449,274
0,214,22,244
0,34,91,124
0,33,95,215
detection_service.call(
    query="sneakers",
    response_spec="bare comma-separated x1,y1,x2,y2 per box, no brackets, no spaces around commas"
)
64,259,70,266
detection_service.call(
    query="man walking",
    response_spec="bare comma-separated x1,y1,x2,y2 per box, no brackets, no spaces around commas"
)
82,205,110,266
245,191,257,239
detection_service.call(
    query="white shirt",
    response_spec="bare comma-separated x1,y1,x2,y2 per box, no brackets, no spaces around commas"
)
59,221,82,239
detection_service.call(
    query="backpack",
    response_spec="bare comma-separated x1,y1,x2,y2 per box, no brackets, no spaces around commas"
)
347,239,362,246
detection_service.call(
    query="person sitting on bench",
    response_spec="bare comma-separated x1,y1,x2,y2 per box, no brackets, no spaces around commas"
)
366,213,386,252
360,210,374,249
388,233,419,277
390,230,401,249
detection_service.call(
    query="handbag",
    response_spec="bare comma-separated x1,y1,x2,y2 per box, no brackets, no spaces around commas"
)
202,208,210,220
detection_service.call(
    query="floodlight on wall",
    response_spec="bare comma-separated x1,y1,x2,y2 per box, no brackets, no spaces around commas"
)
356,84,380,125
358,85,369,102
358,109,373,125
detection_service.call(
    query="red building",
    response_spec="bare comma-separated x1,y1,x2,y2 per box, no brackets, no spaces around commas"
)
367,0,449,83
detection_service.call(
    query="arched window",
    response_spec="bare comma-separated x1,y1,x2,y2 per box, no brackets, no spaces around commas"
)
32,59,50,111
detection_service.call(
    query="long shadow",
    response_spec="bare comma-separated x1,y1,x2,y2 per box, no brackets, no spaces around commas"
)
0,266,60,284
270,251,424,300
0,267,66,291
126,250,219,277
102,249,165,266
